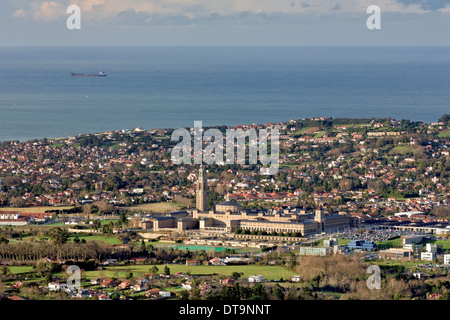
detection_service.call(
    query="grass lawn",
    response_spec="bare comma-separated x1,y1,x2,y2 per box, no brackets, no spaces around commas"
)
309,238,350,247
68,234,122,245
375,237,403,249
389,145,424,156
389,145,414,154
337,238,350,245
369,259,421,269
82,265,297,281
320,290,343,299
421,239,450,253
7,265,36,274
437,130,450,138
6,233,122,246
292,127,320,136
314,131,326,138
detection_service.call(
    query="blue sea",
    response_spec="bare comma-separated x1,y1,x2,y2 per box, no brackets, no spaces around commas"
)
0,46,449,142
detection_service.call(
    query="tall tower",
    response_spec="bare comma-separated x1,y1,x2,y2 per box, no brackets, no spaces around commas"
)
196,164,208,211
314,209,325,232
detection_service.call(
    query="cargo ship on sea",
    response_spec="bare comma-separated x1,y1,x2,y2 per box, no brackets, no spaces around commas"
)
71,72,107,77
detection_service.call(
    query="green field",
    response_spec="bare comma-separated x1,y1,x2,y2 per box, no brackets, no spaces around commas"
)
375,237,404,249
68,234,123,245
7,265,35,274
314,131,326,138
389,146,415,155
437,130,450,138
79,265,297,281
422,239,450,253
292,127,320,136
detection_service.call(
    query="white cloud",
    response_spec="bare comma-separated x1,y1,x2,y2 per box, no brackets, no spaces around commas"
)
32,1,66,21
12,9,27,18
10,0,439,25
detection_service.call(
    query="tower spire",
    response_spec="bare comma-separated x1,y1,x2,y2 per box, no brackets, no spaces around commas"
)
196,164,208,211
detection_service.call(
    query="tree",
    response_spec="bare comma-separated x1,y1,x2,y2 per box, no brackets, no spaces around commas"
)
83,204,93,216
179,289,189,300
150,266,159,275
249,283,267,300
438,114,450,124
2,176,22,187
110,290,121,300
97,199,115,215
140,240,148,255
47,227,69,245
1,266,10,276
44,272,53,284
9,196,26,207
231,272,243,279
164,266,170,276
272,284,285,300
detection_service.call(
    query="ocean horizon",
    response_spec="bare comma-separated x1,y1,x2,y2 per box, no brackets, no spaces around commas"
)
1,46,449,142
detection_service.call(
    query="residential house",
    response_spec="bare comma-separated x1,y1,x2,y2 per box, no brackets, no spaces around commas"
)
248,275,264,283
220,278,235,285
118,281,131,290
145,288,160,297
186,260,201,266
48,282,68,292
100,279,117,288
181,282,192,290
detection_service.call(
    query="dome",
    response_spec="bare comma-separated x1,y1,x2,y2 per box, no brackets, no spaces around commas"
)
215,200,242,213
217,200,241,207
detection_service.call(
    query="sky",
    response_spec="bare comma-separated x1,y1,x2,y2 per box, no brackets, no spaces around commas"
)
1,0,450,46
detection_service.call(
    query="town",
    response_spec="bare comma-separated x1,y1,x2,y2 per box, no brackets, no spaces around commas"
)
0,115,449,301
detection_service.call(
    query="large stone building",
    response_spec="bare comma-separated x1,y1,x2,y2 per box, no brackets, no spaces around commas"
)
0,211,29,226
135,167,356,236
191,167,355,235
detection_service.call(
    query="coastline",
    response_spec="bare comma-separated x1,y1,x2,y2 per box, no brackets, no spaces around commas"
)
0,116,440,143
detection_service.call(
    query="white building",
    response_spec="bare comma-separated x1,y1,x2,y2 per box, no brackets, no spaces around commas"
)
181,282,192,290
404,244,423,251
0,212,28,226
413,272,425,279
248,275,264,283
48,282,68,292
159,291,171,298
444,254,450,266
0,212,19,220
421,252,436,261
